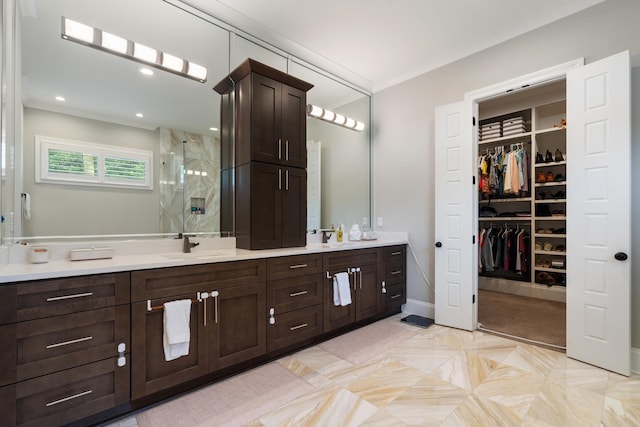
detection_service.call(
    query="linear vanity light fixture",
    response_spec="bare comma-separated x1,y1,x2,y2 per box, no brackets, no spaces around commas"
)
307,104,365,131
61,17,208,83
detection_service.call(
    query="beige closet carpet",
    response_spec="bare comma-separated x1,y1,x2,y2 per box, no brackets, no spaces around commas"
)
478,289,566,349
136,362,313,427
319,318,419,365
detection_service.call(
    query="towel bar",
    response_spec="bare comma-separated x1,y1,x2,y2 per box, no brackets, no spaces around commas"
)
146,298,197,312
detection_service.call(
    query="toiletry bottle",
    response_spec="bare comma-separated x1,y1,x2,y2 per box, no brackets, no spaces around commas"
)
349,224,362,241
337,224,344,242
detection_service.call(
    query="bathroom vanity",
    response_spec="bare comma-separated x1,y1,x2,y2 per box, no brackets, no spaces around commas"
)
0,237,406,427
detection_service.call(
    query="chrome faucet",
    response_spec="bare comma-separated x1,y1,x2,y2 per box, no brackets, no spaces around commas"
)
183,235,200,253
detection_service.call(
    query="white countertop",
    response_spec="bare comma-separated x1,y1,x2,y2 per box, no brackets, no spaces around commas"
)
0,232,408,284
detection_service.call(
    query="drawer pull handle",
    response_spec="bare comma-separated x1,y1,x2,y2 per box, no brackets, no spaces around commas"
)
46,389,92,407
391,294,402,300
289,290,308,297
290,323,308,331
46,335,93,349
391,251,402,256
391,270,402,275
46,292,93,302
289,264,308,269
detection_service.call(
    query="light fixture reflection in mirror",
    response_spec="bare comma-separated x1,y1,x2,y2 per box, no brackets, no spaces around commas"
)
307,104,365,131
61,17,208,83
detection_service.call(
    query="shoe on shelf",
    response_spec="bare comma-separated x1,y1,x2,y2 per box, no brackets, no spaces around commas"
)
545,150,554,162
546,172,554,182
552,210,565,216
554,174,564,182
554,149,564,162
535,242,542,251
543,242,553,251
536,171,547,183
553,227,566,234
551,190,565,199
555,245,565,252
536,192,547,200
536,152,544,163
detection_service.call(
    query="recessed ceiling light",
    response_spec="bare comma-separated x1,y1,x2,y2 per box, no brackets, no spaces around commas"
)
55,96,66,102
140,68,154,76
209,127,219,131
136,113,144,118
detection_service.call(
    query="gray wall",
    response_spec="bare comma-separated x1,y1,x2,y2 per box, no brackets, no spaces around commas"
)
372,0,640,347
23,108,161,236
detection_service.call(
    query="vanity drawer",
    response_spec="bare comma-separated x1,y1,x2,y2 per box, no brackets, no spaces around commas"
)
384,263,406,285
266,254,322,281
267,304,322,352
131,259,266,302
0,273,131,325
323,248,379,270
1,357,129,427
383,245,406,262
384,283,406,306
0,305,130,386
267,274,323,313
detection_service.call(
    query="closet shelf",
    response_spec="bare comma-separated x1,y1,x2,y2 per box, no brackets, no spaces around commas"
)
535,266,567,274
535,250,567,256
535,126,566,135
479,217,531,222
479,197,531,204
534,181,567,187
534,233,566,238
535,199,566,204
534,160,567,167
535,216,566,220
478,132,532,145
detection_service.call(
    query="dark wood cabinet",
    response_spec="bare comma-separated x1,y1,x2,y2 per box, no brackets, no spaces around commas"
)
236,161,306,249
214,58,313,250
130,260,267,399
323,249,384,332
382,245,407,311
0,273,131,427
266,254,324,352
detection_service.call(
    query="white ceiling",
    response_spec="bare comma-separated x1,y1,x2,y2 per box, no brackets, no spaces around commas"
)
184,0,605,92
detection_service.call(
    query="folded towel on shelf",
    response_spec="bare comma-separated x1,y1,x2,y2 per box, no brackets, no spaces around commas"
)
163,299,192,361
333,272,352,306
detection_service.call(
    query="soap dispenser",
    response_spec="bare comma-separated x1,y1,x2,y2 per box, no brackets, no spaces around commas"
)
336,224,344,243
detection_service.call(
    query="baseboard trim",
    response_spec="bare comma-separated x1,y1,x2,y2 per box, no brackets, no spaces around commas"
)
632,347,640,374
402,298,435,319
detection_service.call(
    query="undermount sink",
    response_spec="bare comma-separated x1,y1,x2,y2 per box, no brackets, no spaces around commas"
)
320,241,360,249
161,250,233,260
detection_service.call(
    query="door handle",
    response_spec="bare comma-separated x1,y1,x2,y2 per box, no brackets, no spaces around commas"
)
614,252,628,261
435,242,443,248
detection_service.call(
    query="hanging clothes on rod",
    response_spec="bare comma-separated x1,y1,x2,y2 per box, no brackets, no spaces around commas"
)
478,142,530,199
479,224,530,276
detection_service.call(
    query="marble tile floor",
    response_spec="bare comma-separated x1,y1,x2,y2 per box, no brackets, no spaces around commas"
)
106,315,639,427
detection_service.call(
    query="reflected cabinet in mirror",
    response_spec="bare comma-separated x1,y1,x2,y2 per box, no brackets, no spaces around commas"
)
7,0,371,243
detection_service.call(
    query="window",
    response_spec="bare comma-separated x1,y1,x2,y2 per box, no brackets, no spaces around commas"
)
35,135,153,190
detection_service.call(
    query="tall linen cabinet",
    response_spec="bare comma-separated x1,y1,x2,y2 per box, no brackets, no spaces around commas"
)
214,59,314,250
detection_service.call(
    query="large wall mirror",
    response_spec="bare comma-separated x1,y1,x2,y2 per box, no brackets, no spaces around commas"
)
6,0,371,243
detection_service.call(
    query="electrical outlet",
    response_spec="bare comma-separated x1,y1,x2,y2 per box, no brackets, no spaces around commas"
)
362,217,368,227
377,217,383,227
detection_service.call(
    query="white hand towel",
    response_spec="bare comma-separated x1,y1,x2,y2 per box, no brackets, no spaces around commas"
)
163,299,192,361
333,277,340,306
22,193,31,220
335,272,352,306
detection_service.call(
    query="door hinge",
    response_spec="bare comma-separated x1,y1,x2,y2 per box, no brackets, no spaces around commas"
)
472,117,476,126
473,294,476,304
472,235,476,244
472,176,476,185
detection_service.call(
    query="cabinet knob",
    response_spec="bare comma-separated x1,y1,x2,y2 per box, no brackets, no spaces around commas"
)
435,242,443,248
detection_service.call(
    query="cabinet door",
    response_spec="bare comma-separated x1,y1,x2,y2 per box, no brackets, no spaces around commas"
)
250,162,282,249
210,283,266,371
281,84,307,168
251,73,281,164
281,167,307,247
323,270,356,332
131,297,208,400
355,263,384,321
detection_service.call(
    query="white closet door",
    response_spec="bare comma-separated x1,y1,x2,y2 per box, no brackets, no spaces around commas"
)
434,101,475,330
566,51,631,376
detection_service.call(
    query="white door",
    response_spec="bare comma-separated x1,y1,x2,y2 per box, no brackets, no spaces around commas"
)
566,51,631,376
434,102,475,330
